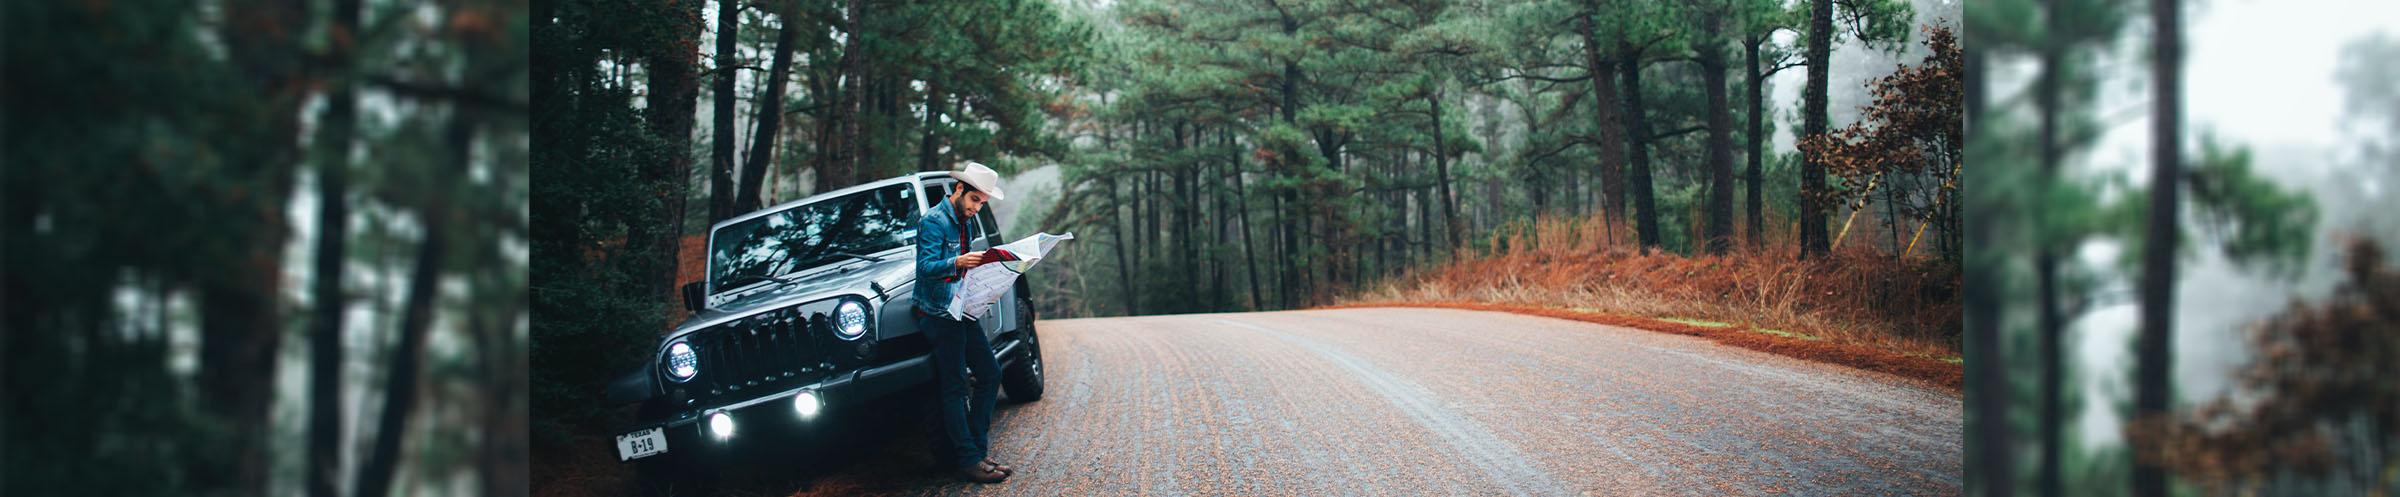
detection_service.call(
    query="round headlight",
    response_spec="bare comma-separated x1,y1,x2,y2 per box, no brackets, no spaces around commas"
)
835,300,868,340
666,340,698,382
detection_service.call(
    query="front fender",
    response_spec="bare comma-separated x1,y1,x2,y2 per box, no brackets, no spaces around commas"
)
603,366,657,407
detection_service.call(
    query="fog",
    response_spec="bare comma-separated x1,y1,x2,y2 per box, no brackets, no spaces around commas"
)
1767,0,1964,157
2053,0,2400,448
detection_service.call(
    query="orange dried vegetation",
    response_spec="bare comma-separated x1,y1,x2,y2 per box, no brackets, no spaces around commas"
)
1339,214,1961,391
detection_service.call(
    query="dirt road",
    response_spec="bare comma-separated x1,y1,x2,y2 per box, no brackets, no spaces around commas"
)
728,307,1959,496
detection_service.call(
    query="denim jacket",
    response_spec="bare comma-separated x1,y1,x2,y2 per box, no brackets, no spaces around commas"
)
914,197,981,319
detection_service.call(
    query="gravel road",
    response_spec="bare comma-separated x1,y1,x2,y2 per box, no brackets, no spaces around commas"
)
737,307,1959,497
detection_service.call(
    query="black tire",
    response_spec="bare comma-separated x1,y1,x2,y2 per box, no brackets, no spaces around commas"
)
1001,295,1045,402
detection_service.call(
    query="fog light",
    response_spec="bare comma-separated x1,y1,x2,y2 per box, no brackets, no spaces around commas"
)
707,412,734,440
793,390,823,419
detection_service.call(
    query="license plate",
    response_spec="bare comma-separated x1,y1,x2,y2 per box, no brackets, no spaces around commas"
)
616,427,667,461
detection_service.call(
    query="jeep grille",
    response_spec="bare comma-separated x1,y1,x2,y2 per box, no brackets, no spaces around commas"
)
690,307,828,394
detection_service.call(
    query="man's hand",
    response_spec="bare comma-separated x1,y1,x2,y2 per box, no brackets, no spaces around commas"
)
954,251,987,269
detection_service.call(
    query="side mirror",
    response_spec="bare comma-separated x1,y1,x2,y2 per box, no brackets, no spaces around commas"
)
977,208,1004,244
681,281,705,313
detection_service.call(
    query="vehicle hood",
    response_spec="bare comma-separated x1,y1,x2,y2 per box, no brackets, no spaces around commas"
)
665,257,915,340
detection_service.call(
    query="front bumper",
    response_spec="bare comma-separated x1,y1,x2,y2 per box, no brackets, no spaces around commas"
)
616,353,938,462
614,333,1026,463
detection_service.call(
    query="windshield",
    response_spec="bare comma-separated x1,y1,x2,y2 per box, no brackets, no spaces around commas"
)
708,184,917,295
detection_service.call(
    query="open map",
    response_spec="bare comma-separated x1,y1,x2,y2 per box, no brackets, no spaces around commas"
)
948,232,1074,321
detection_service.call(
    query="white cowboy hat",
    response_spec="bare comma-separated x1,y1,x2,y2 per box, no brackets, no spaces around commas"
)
955,161,1006,201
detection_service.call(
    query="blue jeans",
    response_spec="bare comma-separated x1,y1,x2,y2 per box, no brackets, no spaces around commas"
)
920,311,1000,469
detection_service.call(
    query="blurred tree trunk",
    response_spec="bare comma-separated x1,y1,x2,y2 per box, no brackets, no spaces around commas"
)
477,295,530,497
1702,19,1736,255
644,0,701,298
195,252,288,496
1966,192,2011,497
1799,0,1832,258
196,0,307,492
1962,19,2004,496
2035,1,2066,493
737,6,799,214
2135,0,2182,494
711,0,740,223
356,119,470,497
309,0,363,495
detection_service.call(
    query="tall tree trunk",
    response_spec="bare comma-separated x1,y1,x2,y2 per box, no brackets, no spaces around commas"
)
1173,123,1195,313
823,0,870,193
2036,4,2067,493
873,71,904,177
1210,129,1229,310
1702,26,1736,255
1799,0,1834,258
1277,191,1296,309
1418,153,1435,264
918,80,946,172
737,7,798,214
1431,86,1460,259
1618,41,1661,250
1745,35,1768,249
1584,23,1627,245
1883,175,1902,251
356,119,469,497
1230,131,1262,311
309,0,362,494
710,0,740,223
2135,0,2182,494
1107,175,1138,316
644,0,700,298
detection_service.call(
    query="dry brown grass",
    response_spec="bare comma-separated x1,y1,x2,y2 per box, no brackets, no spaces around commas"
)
678,233,707,289
1338,214,1960,387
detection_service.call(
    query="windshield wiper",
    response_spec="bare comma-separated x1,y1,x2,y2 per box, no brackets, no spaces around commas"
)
721,272,796,289
823,251,884,263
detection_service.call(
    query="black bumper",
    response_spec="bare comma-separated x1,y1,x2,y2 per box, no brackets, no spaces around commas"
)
616,334,1026,463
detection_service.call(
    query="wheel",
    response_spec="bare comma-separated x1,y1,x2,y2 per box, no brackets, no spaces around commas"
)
1001,295,1045,403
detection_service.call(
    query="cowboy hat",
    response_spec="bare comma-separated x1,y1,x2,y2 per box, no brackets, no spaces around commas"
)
954,161,1006,201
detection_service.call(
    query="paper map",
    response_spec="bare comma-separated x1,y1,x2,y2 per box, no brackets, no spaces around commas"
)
948,232,1074,321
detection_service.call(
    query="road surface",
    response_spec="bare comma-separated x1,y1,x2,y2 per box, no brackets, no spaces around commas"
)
722,307,1960,497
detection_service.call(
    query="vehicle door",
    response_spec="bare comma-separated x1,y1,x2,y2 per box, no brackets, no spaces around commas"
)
972,205,1018,340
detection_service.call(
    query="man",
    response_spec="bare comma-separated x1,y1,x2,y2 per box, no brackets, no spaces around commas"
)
914,161,1015,483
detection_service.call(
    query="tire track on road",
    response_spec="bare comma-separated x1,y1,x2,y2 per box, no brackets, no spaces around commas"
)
1208,317,1574,497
